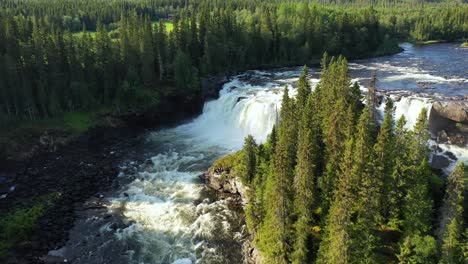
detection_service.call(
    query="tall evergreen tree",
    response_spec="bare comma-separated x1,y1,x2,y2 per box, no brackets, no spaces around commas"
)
256,87,297,264
438,162,466,264
374,99,396,219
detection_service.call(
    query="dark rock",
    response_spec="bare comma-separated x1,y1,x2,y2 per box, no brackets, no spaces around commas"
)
437,130,449,143
431,154,451,170
201,75,229,100
445,151,457,161
237,97,248,103
447,133,466,146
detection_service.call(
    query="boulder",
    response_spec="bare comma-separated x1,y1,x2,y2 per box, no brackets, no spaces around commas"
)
432,101,468,124
431,154,451,170
437,130,449,143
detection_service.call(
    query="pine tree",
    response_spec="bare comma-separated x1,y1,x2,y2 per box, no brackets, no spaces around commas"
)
397,234,438,264
316,138,356,264
295,65,311,114
351,106,380,263
374,99,396,219
401,109,433,237
438,162,465,264
291,93,321,264
237,135,257,183
256,87,297,263
140,16,155,86
317,56,356,213
388,116,410,229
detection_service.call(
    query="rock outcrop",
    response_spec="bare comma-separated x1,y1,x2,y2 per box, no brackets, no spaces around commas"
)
429,101,468,147
203,170,248,205
203,168,262,264
432,101,468,124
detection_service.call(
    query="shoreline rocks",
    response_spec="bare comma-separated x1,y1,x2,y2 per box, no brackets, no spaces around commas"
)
0,127,143,264
203,169,262,264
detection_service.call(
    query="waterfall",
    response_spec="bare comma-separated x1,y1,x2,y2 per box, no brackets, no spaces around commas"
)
56,47,467,263
178,76,297,149
377,94,433,129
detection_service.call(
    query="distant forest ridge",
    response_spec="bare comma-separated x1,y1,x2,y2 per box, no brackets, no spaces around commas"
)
0,0,466,122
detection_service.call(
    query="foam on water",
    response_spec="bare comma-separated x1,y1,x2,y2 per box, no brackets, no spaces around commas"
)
436,143,468,174
57,45,467,263
177,77,295,149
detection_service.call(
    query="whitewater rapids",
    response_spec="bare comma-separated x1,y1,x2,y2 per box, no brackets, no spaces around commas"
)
53,43,467,264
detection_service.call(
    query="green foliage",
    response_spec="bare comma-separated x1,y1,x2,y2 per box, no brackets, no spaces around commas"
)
0,193,59,259
174,50,200,95
438,162,466,264
236,135,257,183
215,52,453,263
397,235,438,264
211,153,240,174
63,112,95,133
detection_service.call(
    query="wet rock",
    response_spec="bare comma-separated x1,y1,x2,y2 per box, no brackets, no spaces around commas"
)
437,130,449,143
201,75,229,100
432,101,468,124
223,181,237,194
447,133,466,146
237,96,248,103
445,151,457,161
431,154,451,170
1,127,142,263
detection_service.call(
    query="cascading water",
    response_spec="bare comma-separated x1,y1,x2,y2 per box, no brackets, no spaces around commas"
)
57,74,295,264
51,43,467,264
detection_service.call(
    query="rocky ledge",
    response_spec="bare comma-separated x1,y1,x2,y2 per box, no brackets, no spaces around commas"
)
202,167,263,264
429,100,468,147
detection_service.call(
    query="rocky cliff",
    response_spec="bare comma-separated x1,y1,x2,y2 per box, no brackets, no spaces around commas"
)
203,166,263,264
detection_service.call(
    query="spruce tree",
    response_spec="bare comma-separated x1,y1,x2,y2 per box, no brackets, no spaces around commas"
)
291,93,321,264
388,116,410,229
238,135,257,183
256,87,297,263
352,106,380,263
374,99,396,219
316,138,356,264
438,162,465,264
295,65,311,114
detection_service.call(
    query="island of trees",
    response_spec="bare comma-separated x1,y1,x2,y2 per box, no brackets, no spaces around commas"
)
219,57,467,263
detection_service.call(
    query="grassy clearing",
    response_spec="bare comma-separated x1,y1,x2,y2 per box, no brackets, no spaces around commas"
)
0,193,59,259
152,21,174,32
63,112,95,134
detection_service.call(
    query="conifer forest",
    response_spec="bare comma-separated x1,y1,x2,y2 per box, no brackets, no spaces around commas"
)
0,0,467,264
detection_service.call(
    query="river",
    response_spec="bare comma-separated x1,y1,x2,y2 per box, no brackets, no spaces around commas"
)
52,43,467,264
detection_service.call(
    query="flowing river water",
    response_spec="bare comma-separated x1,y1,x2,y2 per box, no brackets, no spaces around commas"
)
51,43,467,264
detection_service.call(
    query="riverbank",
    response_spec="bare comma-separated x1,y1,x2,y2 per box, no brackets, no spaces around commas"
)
0,77,228,263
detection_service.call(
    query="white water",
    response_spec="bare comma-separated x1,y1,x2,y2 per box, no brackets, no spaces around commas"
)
105,73,464,264
105,78,298,263
377,95,433,130
57,44,467,264
60,75,293,264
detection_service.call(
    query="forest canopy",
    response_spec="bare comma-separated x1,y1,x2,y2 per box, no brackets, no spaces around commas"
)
227,57,468,264
0,0,467,123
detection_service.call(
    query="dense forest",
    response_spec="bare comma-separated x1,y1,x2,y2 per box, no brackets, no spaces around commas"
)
0,0,467,123
217,56,467,263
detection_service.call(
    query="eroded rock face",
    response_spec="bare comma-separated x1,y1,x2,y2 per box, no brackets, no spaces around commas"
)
429,101,468,147
202,171,249,205
432,101,468,124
